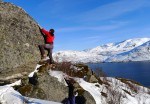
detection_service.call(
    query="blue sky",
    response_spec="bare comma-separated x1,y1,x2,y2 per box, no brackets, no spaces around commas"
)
4,0,150,51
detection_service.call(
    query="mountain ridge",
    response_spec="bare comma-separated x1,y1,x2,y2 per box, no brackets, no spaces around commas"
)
53,38,150,63
106,40,150,62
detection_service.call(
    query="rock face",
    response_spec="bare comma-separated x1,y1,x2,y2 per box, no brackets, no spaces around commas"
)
16,63,96,104
0,2,43,71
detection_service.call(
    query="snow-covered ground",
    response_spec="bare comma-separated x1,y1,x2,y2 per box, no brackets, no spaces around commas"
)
53,38,150,63
0,64,62,104
0,86,61,104
0,61,150,104
49,70,150,104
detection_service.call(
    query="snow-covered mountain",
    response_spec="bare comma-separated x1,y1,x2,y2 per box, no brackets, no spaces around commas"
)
106,40,150,62
53,50,106,63
85,38,150,55
53,38,150,63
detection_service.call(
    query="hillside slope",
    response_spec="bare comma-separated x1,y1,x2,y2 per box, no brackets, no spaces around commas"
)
106,40,150,62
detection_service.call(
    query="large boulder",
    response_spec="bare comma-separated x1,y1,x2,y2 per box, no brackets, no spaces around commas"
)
0,2,43,71
16,63,96,104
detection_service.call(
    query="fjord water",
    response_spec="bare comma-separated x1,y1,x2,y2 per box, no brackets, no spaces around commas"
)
88,62,150,87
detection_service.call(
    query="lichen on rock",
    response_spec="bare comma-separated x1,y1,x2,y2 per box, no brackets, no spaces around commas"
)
0,2,43,72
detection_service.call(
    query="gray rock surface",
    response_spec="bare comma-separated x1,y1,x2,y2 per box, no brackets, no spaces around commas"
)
0,2,43,71
17,67,96,104
83,91,96,104
38,72,96,104
38,72,68,102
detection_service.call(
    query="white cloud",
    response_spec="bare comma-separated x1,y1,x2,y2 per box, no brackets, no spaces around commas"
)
75,0,148,21
56,20,129,32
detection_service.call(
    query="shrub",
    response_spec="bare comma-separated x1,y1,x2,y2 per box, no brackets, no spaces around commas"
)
123,89,131,95
116,77,139,93
101,92,107,97
107,86,123,104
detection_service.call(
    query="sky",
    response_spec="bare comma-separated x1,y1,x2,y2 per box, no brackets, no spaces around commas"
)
3,0,150,52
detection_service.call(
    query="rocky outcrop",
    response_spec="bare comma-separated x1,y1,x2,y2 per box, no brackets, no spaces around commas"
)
15,63,96,104
0,2,43,72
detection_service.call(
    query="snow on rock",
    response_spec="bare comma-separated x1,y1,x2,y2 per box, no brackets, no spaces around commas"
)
75,78,102,104
49,70,102,104
2,63,145,104
106,77,150,104
49,70,66,83
6,80,21,87
0,86,27,104
0,86,62,104
28,64,42,78
48,70,150,104
27,97,62,104
53,38,150,63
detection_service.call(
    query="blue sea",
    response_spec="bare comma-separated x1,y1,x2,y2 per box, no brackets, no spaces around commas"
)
88,62,150,87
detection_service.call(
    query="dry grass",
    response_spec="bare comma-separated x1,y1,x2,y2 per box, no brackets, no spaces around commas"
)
18,84,33,96
53,62,91,78
116,77,141,93
107,86,123,104
116,77,142,86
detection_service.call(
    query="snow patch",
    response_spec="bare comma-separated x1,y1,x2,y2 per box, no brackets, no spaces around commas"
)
6,80,21,87
28,64,42,77
0,86,27,104
75,78,102,104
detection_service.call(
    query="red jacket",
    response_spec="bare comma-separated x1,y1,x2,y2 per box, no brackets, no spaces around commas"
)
41,28,54,44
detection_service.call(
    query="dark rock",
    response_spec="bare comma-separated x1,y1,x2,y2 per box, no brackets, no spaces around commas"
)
18,84,34,96
17,68,68,102
88,75,98,83
83,91,96,104
29,72,38,86
38,72,68,102
0,2,43,72
0,80,11,85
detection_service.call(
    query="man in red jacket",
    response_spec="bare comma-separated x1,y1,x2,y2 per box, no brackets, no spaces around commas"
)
38,24,55,64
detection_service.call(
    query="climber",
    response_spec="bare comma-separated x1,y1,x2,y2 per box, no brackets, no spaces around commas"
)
38,24,55,64
64,75,76,104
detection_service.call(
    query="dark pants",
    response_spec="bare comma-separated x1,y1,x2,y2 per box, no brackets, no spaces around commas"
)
67,96,75,104
38,44,53,64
